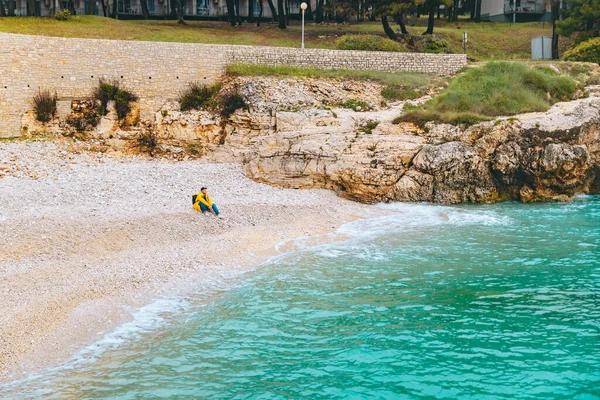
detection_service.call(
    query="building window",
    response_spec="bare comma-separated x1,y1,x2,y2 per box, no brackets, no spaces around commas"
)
118,0,131,13
197,0,209,16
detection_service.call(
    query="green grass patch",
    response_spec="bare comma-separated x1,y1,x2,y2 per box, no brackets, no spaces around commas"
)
396,62,579,127
381,86,421,101
227,64,440,87
335,34,406,52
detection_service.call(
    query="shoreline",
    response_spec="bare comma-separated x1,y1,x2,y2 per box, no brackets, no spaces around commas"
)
0,140,378,385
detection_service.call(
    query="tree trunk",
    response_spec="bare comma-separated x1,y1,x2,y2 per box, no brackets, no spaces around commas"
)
140,0,150,18
100,0,107,16
27,0,35,15
437,5,441,19
315,0,323,22
169,0,177,18
0,0,6,16
393,13,409,35
475,0,481,22
248,0,254,22
277,0,285,28
306,0,311,20
424,4,435,34
234,0,242,25
284,0,288,25
226,0,236,25
68,0,76,14
266,0,277,20
551,2,559,59
177,0,185,24
452,0,459,21
382,15,398,41
7,0,14,16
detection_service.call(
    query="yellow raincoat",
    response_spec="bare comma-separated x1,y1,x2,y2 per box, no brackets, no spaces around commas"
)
192,192,213,212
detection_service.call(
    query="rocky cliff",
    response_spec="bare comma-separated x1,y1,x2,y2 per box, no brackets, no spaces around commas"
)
14,76,600,204
227,77,600,204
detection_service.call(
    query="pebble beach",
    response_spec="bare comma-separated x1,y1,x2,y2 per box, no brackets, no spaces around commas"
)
0,140,372,383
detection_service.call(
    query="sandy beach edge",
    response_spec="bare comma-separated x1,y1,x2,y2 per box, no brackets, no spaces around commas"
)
0,142,382,387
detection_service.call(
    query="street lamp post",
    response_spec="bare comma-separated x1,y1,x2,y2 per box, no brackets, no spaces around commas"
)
300,2,307,49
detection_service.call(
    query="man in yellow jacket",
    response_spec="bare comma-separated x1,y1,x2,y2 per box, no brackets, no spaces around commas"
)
193,187,220,216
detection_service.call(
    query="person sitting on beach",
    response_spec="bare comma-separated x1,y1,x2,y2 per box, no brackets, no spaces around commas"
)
193,187,220,216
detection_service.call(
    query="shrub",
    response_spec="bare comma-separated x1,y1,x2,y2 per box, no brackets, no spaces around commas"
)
92,80,137,120
93,79,120,115
219,88,247,118
359,120,379,134
395,62,578,126
179,83,221,111
114,88,138,120
564,38,600,65
54,9,72,21
335,34,403,52
32,90,57,123
340,99,371,111
424,37,450,54
381,86,421,101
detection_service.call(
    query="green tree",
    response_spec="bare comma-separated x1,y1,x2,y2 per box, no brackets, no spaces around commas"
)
557,0,600,40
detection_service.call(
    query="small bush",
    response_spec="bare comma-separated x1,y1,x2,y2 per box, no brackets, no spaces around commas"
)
114,88,138,120
381,86,421,101
54,9,72,21
424,37,450,54
179,83,221,111
340,99,371,112
335,34,404,52
359,120,379,134
93,79,120,116
32,90,57,123
92,80,137,120
219,88,247,118
564,38,600,65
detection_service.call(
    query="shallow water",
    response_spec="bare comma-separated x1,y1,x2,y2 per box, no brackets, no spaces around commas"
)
2,198,600,399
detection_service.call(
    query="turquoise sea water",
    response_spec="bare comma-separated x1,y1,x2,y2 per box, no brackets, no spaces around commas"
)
2,198,600,399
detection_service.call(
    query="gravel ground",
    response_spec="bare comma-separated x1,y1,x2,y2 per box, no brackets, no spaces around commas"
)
0,140,373,384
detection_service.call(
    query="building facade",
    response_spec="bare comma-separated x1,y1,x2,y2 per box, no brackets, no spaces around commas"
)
480,0,551,22
9,0,311,20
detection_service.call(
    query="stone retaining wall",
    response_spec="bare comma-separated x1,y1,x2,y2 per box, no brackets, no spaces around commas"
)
0,33,466,138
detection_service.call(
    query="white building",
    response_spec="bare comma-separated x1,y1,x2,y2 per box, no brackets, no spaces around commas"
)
481,0,551,22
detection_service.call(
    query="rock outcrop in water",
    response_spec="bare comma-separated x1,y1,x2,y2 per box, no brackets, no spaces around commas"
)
13,76,600,204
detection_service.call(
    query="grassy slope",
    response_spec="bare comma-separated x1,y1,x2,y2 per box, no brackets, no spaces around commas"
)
227,64,445,102
0,15,563,60
395,62,581,126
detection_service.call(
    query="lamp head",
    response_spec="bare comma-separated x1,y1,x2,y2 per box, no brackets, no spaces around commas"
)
300,2,307,10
